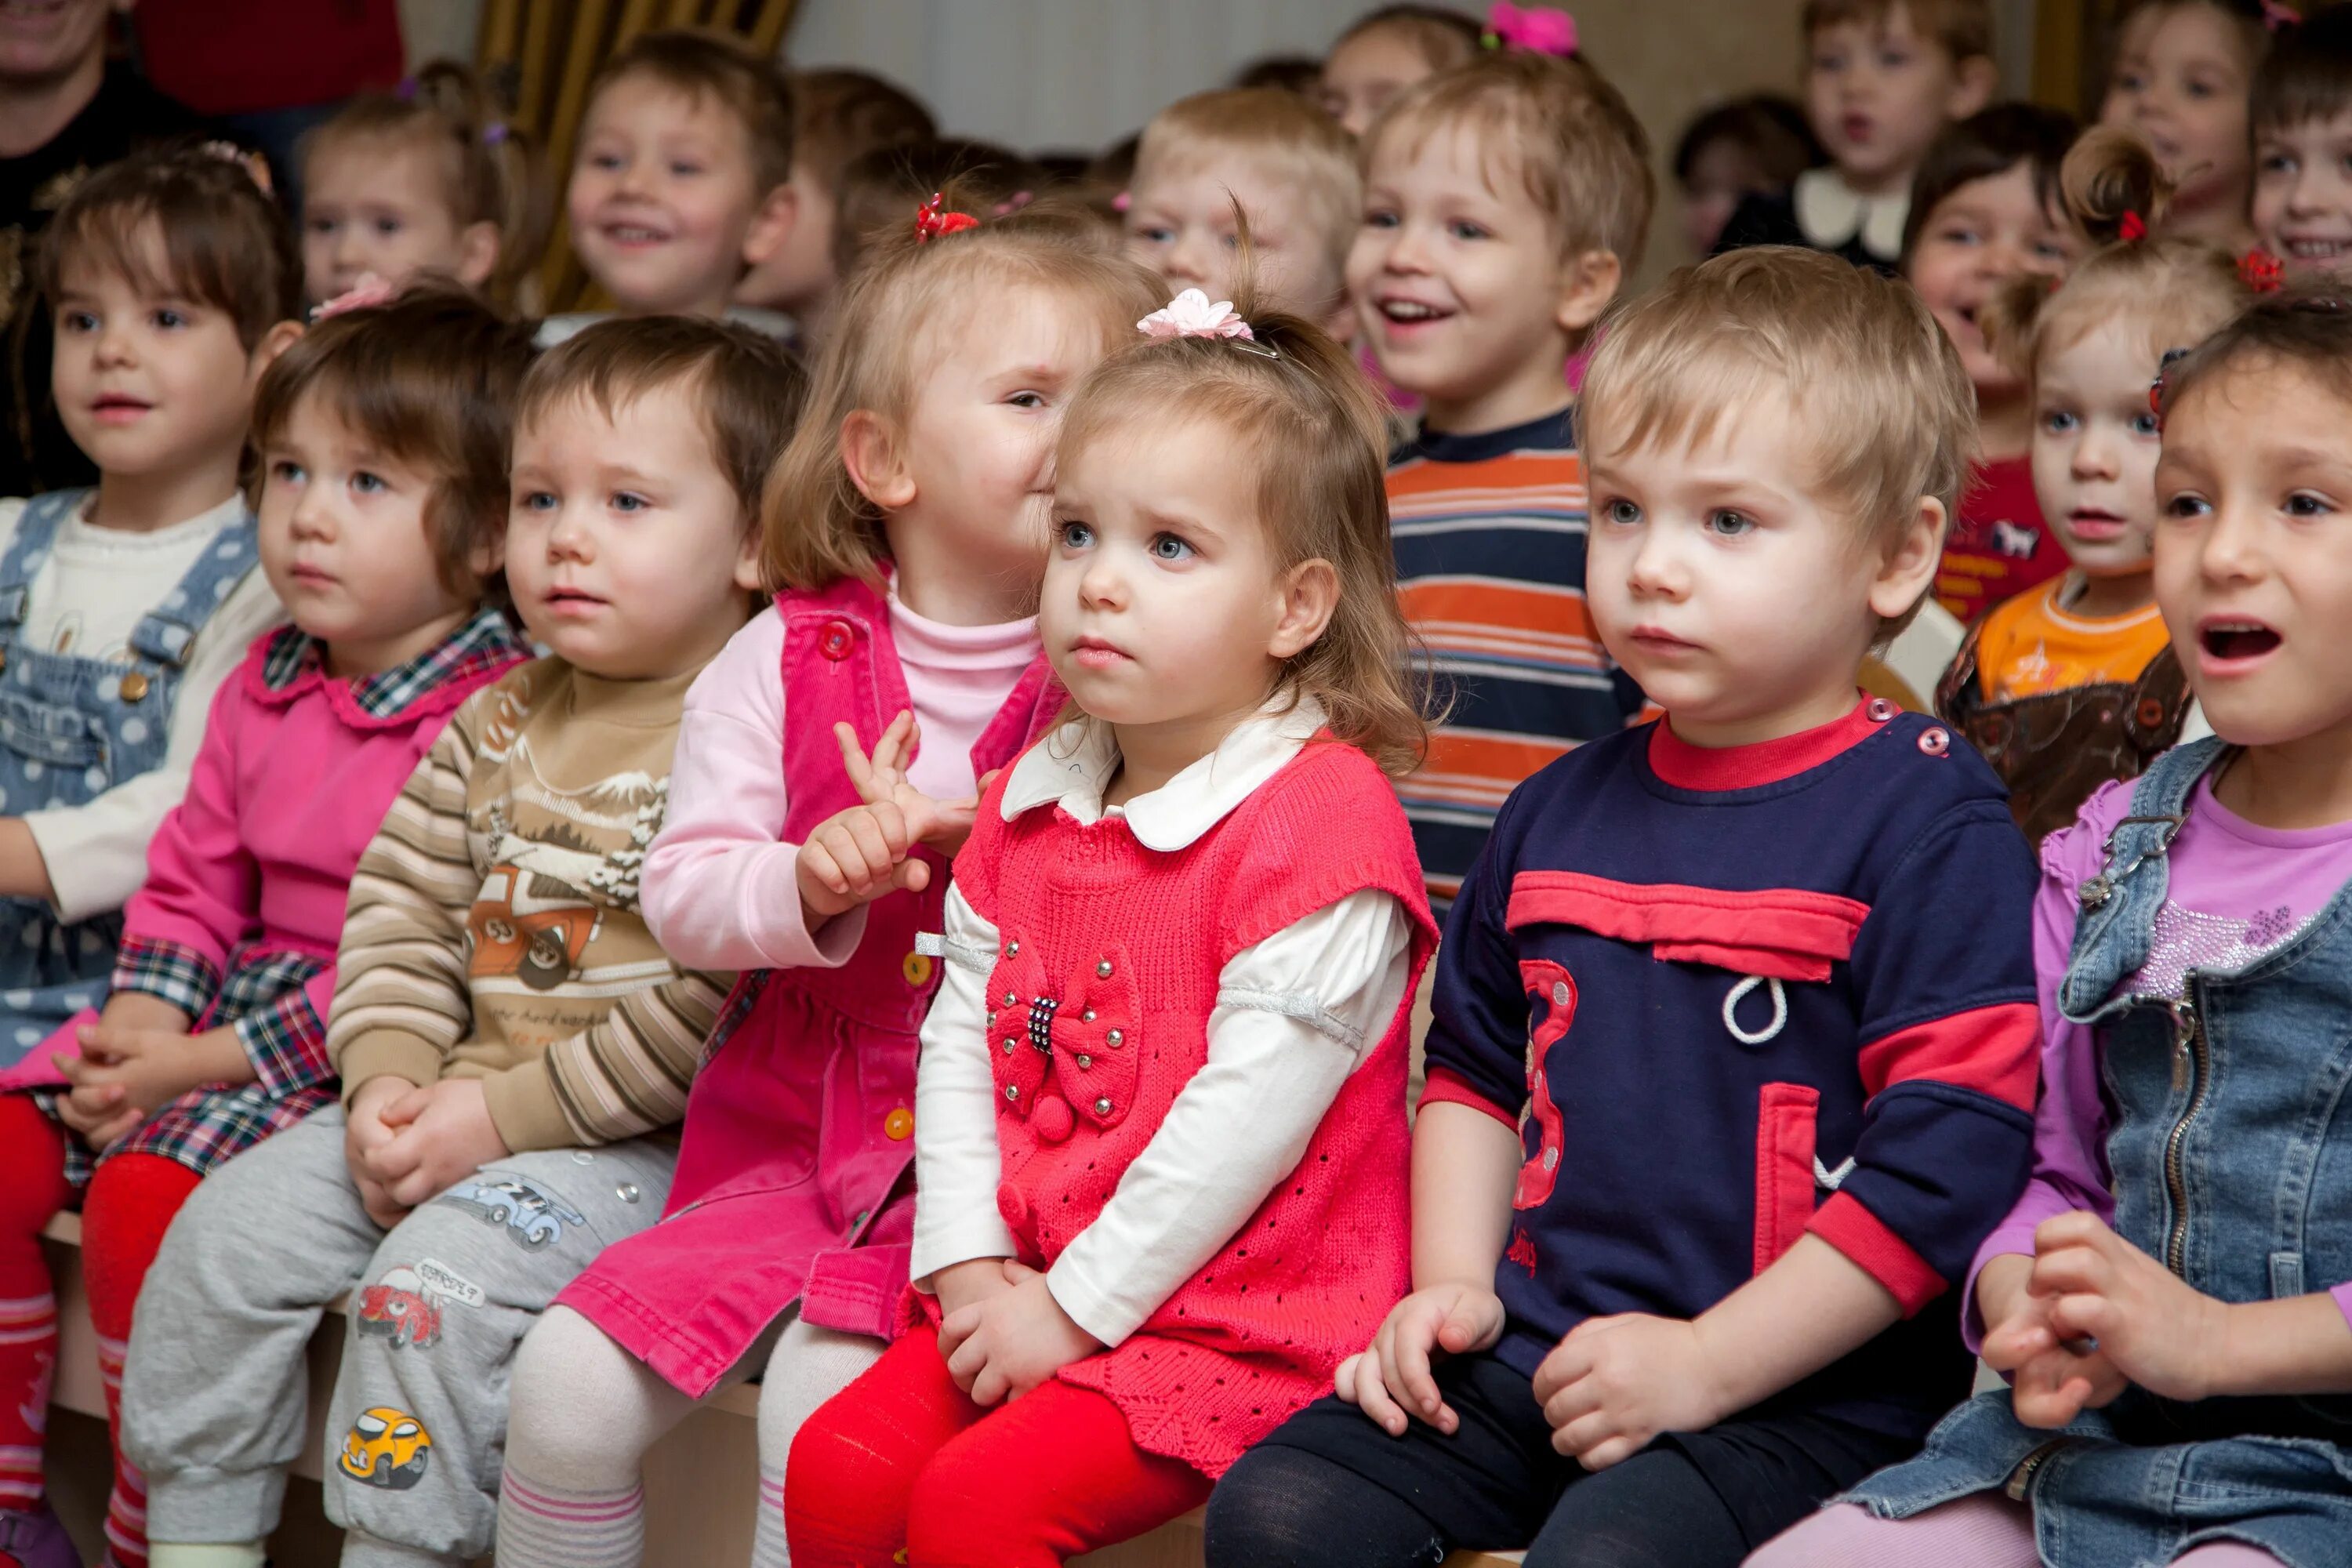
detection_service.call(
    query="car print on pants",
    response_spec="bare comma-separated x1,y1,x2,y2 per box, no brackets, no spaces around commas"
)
355,1266,445,1350
434,1174,586,1250
339,1406,431,1490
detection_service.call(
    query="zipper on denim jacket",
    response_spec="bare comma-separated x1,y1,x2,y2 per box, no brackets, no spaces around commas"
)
2161,996,2208,1276
2004,1439,2068,1501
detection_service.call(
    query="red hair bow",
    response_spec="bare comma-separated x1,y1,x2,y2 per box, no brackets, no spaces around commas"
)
2239,247,2286,293
914,193,978,244
2118,211,2148,243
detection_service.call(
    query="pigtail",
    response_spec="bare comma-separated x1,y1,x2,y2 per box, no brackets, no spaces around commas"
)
2061,124,2172,245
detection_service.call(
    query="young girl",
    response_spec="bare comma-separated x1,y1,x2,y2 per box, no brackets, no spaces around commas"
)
1939,129,2245,842
0,289,531,1568
1903,104,2086,625
782,283,1438,1566
299,60,551,313
492,201,1159,1568
1747,292,2352,1568
1674,94,1824,258
1317,3,1483,136
2101,0,2269,248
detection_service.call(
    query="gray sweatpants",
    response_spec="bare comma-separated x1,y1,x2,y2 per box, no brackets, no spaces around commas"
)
121,1105,675,1566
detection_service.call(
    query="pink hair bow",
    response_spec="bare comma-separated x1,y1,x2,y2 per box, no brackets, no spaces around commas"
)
2261,0,2299,32
1138,288,1255,341
1486,2,1578,56
311,272,397,322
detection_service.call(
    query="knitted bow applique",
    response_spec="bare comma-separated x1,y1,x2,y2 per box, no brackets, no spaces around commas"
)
1486,2,1578,56
987,938,1142,1143
1138,288,1255,340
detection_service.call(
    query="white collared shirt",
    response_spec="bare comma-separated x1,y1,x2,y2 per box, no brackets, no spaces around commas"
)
909,699,1414,1347
1793,166,1910,264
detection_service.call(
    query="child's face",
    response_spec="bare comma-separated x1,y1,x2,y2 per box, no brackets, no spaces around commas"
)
1319,27,1436,139
506,383,757,680
1123,154,1346,326
1348,124,1605,433
2031,318,2165,579
2153,361,2352,747
2101,4,2252,220
1805,7,1984,194
257,394,484,676
567,75,789,317
733,156,835,314
1906,162,2078,399
1679,140,1764,258
2252,111,2352,278
1585,399,1937,746
303,135,495,307
49,225,265,485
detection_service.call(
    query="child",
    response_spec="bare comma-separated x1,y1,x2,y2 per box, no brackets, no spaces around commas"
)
2251,3,2352,281
1318,3,1483,136
1348,50,1652,905
1748,290,2352,1568
1123,87,1359,334
1901,105,2085,623
1208,246,2042,1568
2101,0,2267,248
1938,129,2244,843
732,67,936,339
0,288,532,1568
1674,93,1824,258
541,30,799,345
118,317,806,1568
784,277,1437,1568
298,61,552,314
1718,0,1997,272
491,202,1156,1568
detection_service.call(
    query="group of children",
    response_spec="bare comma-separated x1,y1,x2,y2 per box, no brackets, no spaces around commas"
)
0,3,2343,1568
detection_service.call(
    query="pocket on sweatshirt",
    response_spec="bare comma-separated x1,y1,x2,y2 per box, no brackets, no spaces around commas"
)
1753,1082,1819,1274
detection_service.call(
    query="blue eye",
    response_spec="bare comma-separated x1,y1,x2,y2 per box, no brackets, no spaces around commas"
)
1150,533,1194,561
670,161,703,177
591,152,622,171
1706,510,1755,537
59,310,96,334
2042,410,2079,434
1448,220,1489,241
612,492,649,513
350,471,387,495
1363,209,1399,230
2130,412,2161,437
1058,520,1094,550
271,459,305,485
1602,497,1641,526
373,217,403,237
2163,492,2210,520
153,308,186,329
1134,225,1172,245
519,491,557,512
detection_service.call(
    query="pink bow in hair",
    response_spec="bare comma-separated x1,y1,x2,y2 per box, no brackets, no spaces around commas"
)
1486,2,1578,56
1138,288,1255,341
2261,0,2300,32
310,272,397,322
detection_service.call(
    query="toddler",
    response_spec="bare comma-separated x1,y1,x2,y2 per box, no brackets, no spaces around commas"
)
1673,94,1824,258
1209,246,2042,1568
0,289,532,1568
543,30,799,345
1940,128,2245,843
299,62,551,313
1901,105,2085,623
119,317,807,1568
2251,3,2352,281
1123,87,1360,334
786,278,1436,1568
2101,0,2267,247
494,201,1156,1568
1719,0,1997,272
1751,288,2352,1568
732,67,935,339
1348,50,1652,905
1318,3,1483,136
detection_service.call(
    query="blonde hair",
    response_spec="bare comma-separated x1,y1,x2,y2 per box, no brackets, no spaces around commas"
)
760,197,1160,592
1058,270,1428,779
1365,50,1653,267
1130,89,1362,292
1579,246,1973,637
1330,5,1485,72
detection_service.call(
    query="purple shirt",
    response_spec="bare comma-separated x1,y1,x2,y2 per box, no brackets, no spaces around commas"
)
1966,773,2352,1346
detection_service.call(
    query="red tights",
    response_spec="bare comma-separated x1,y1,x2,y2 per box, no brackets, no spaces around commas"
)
786,1327,1210,1568
0,1094,198,1568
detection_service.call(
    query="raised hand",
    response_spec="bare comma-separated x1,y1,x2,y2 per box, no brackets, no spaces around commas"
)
795,711,983,928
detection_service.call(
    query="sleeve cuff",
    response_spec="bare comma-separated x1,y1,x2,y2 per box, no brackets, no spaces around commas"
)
480,1058,579,1154
111,935,222,1021
231,989,329,1100
336,1031,448,1107
1420,1065,1518,1129
25,804,147,924
909,1222,1021,1293
1808,1192,1947,1317
1045,1261,1134,1349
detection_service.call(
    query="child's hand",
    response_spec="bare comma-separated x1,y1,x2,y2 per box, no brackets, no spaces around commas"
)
56,1018,244,1149
931,1255,1025,1324
344,1076,417,1228
367,1078,511,1209
1335,1282,1506,1436
2017,1211,2228,1407
1534,1313,1735,1471
939,1261,1101,1406
795,713,979,930
1977,1248,2121,1427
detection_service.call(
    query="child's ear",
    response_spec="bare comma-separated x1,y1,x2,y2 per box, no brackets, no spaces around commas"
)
456,221,503,291
1555,250,1623,337
249,319,307,381
840,409,916,510
468,528,506,583
733,521,764,592
742,182,800,270
1867,495,1946,623
1268,557,1340,661
1947,54,1998,120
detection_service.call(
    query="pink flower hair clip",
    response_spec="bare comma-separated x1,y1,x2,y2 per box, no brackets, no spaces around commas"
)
311,272,397,323
202,140,274,197
1137,288,1279,358
1485,2,1578,57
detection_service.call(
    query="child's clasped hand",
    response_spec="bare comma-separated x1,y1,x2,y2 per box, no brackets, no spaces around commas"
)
935,1258,1102,1406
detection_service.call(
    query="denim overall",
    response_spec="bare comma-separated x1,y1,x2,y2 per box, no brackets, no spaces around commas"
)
1846,736,2352,1567
0,488,260,1071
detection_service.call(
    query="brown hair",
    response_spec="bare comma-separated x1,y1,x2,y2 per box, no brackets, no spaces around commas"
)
587,29,796,196
1674,94,1824,190
2111,0,2272,89
1365,49,1654,268
517,314,809,526
1330,5,1486,73
302,61,553,312
1058,265,1428,777
38,141,301,350
1579,247,1974,638
830,139,1047,281
2156,284,2352,426
1900,102,2080,263
762,197,1160,593
789,68,936,195
2252,1,2352,135
250,287,537,597
1131,88,1364,291
1803,0,1995,61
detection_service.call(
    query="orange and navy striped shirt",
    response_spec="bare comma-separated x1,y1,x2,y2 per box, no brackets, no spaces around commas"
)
1390,410,1646,906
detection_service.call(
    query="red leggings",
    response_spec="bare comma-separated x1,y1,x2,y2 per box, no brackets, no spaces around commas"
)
0,1094,198,1567
785,1327,1210,1568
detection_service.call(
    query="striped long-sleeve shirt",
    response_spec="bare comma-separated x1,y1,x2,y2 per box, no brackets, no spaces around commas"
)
328,656,731,1152
1390,409,1646,906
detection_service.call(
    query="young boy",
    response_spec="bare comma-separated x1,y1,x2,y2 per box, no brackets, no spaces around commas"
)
540,30,800,346
1718,0,1997,272
1123,86,1359,335
2252,2,2352,282
118,318,809,1568
1206,248,2042,1568
1347,50,1650,906
732,67,935,340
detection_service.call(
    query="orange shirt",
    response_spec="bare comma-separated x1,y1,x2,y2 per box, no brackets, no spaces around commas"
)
1974,575,2170,702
